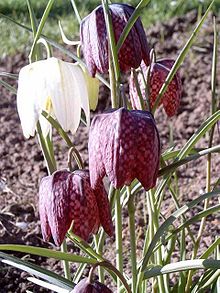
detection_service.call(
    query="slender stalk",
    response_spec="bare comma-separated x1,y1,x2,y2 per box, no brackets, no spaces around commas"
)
102,0,120,82
148,190,166,292
127,188,137,293
109,54,118,108
70,0,82,24
94,235,104,283
29,0,55,62
61,241,71,280
115,189,123,290
116,0,151,52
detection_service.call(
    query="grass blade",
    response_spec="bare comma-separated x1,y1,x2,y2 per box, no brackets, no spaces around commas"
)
139,189,220,270
0,252,73,290
144,259,220,279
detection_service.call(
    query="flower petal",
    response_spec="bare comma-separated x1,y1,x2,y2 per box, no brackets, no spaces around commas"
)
44,58,82,134
17,64,40,138
47,170,71,246
39,176,52,242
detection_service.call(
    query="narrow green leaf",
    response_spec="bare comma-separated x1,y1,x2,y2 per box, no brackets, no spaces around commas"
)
0,72,18,79
29,0,55,62
0,79,17,94
139,189,220,270
116,0,151,51
144,259,220,279
175,204,220,234
0,244,96,264
0,252,73,290
200,238,220,259
26,0,38,37
27,277,69,293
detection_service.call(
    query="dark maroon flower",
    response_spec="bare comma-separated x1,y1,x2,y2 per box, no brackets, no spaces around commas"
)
129,59,182,117
39,169,113,246
89,108,160,190
71,278,112,293
80,3,150,77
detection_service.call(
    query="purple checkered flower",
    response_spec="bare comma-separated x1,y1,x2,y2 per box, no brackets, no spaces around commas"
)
129,59,182,116
39,169,113,246
89,108,160,190
80,3,150,77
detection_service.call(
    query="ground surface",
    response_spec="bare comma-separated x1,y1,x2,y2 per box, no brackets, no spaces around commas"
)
0,11,220,292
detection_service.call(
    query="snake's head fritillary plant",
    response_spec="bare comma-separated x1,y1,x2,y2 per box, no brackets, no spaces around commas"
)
129,58,182,116
71,278,113,293
89,108,160,190
80,3,150,77
39,169,113,246
17,57,96,138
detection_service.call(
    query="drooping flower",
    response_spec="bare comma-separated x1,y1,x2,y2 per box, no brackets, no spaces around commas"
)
71,278,112,293
129,59,182,116
39,169,113,246
80,3,150,77
17,57,98,138
89,108,160,190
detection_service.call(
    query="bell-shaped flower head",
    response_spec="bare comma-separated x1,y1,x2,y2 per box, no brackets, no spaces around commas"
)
89,108,160,190
17,57,95,138
129,59,182,116
39,169,113,246
80,3,150,77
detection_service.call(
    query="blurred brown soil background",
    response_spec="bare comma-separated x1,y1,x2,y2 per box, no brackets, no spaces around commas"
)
0,11,220,292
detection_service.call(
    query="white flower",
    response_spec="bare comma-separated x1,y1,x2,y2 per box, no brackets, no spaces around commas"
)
17,57,95,138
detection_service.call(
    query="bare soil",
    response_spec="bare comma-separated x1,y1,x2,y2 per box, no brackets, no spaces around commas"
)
0,11,219,292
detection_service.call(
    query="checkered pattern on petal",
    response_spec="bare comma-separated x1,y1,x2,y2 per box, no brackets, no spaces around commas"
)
80,4,150,77
68,170,100,241
129,59,182,117
89,108,160,190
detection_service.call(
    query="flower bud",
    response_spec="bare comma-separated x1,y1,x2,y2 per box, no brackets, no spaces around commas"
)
129,59,182,116
39,169,113,246
71,278,112,293
80,4,150,77
89,108,160,190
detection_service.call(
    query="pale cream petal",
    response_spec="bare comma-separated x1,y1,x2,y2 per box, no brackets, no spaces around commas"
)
47,58,82,134
81,66,99,111
68,64,90,128
17,64,41,138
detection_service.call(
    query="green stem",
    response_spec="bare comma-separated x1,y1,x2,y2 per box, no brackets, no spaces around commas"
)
70,0,82,24
109,53,118,108
127,188,137,293
102,0,120,82
36,123,56,174
115,189,123,290
94,235,104,283
29,0,55,63
148,190,166,292
61,241,71,280
116,0,151,52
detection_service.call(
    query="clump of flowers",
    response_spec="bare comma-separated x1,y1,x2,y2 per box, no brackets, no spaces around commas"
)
1,1,218,293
